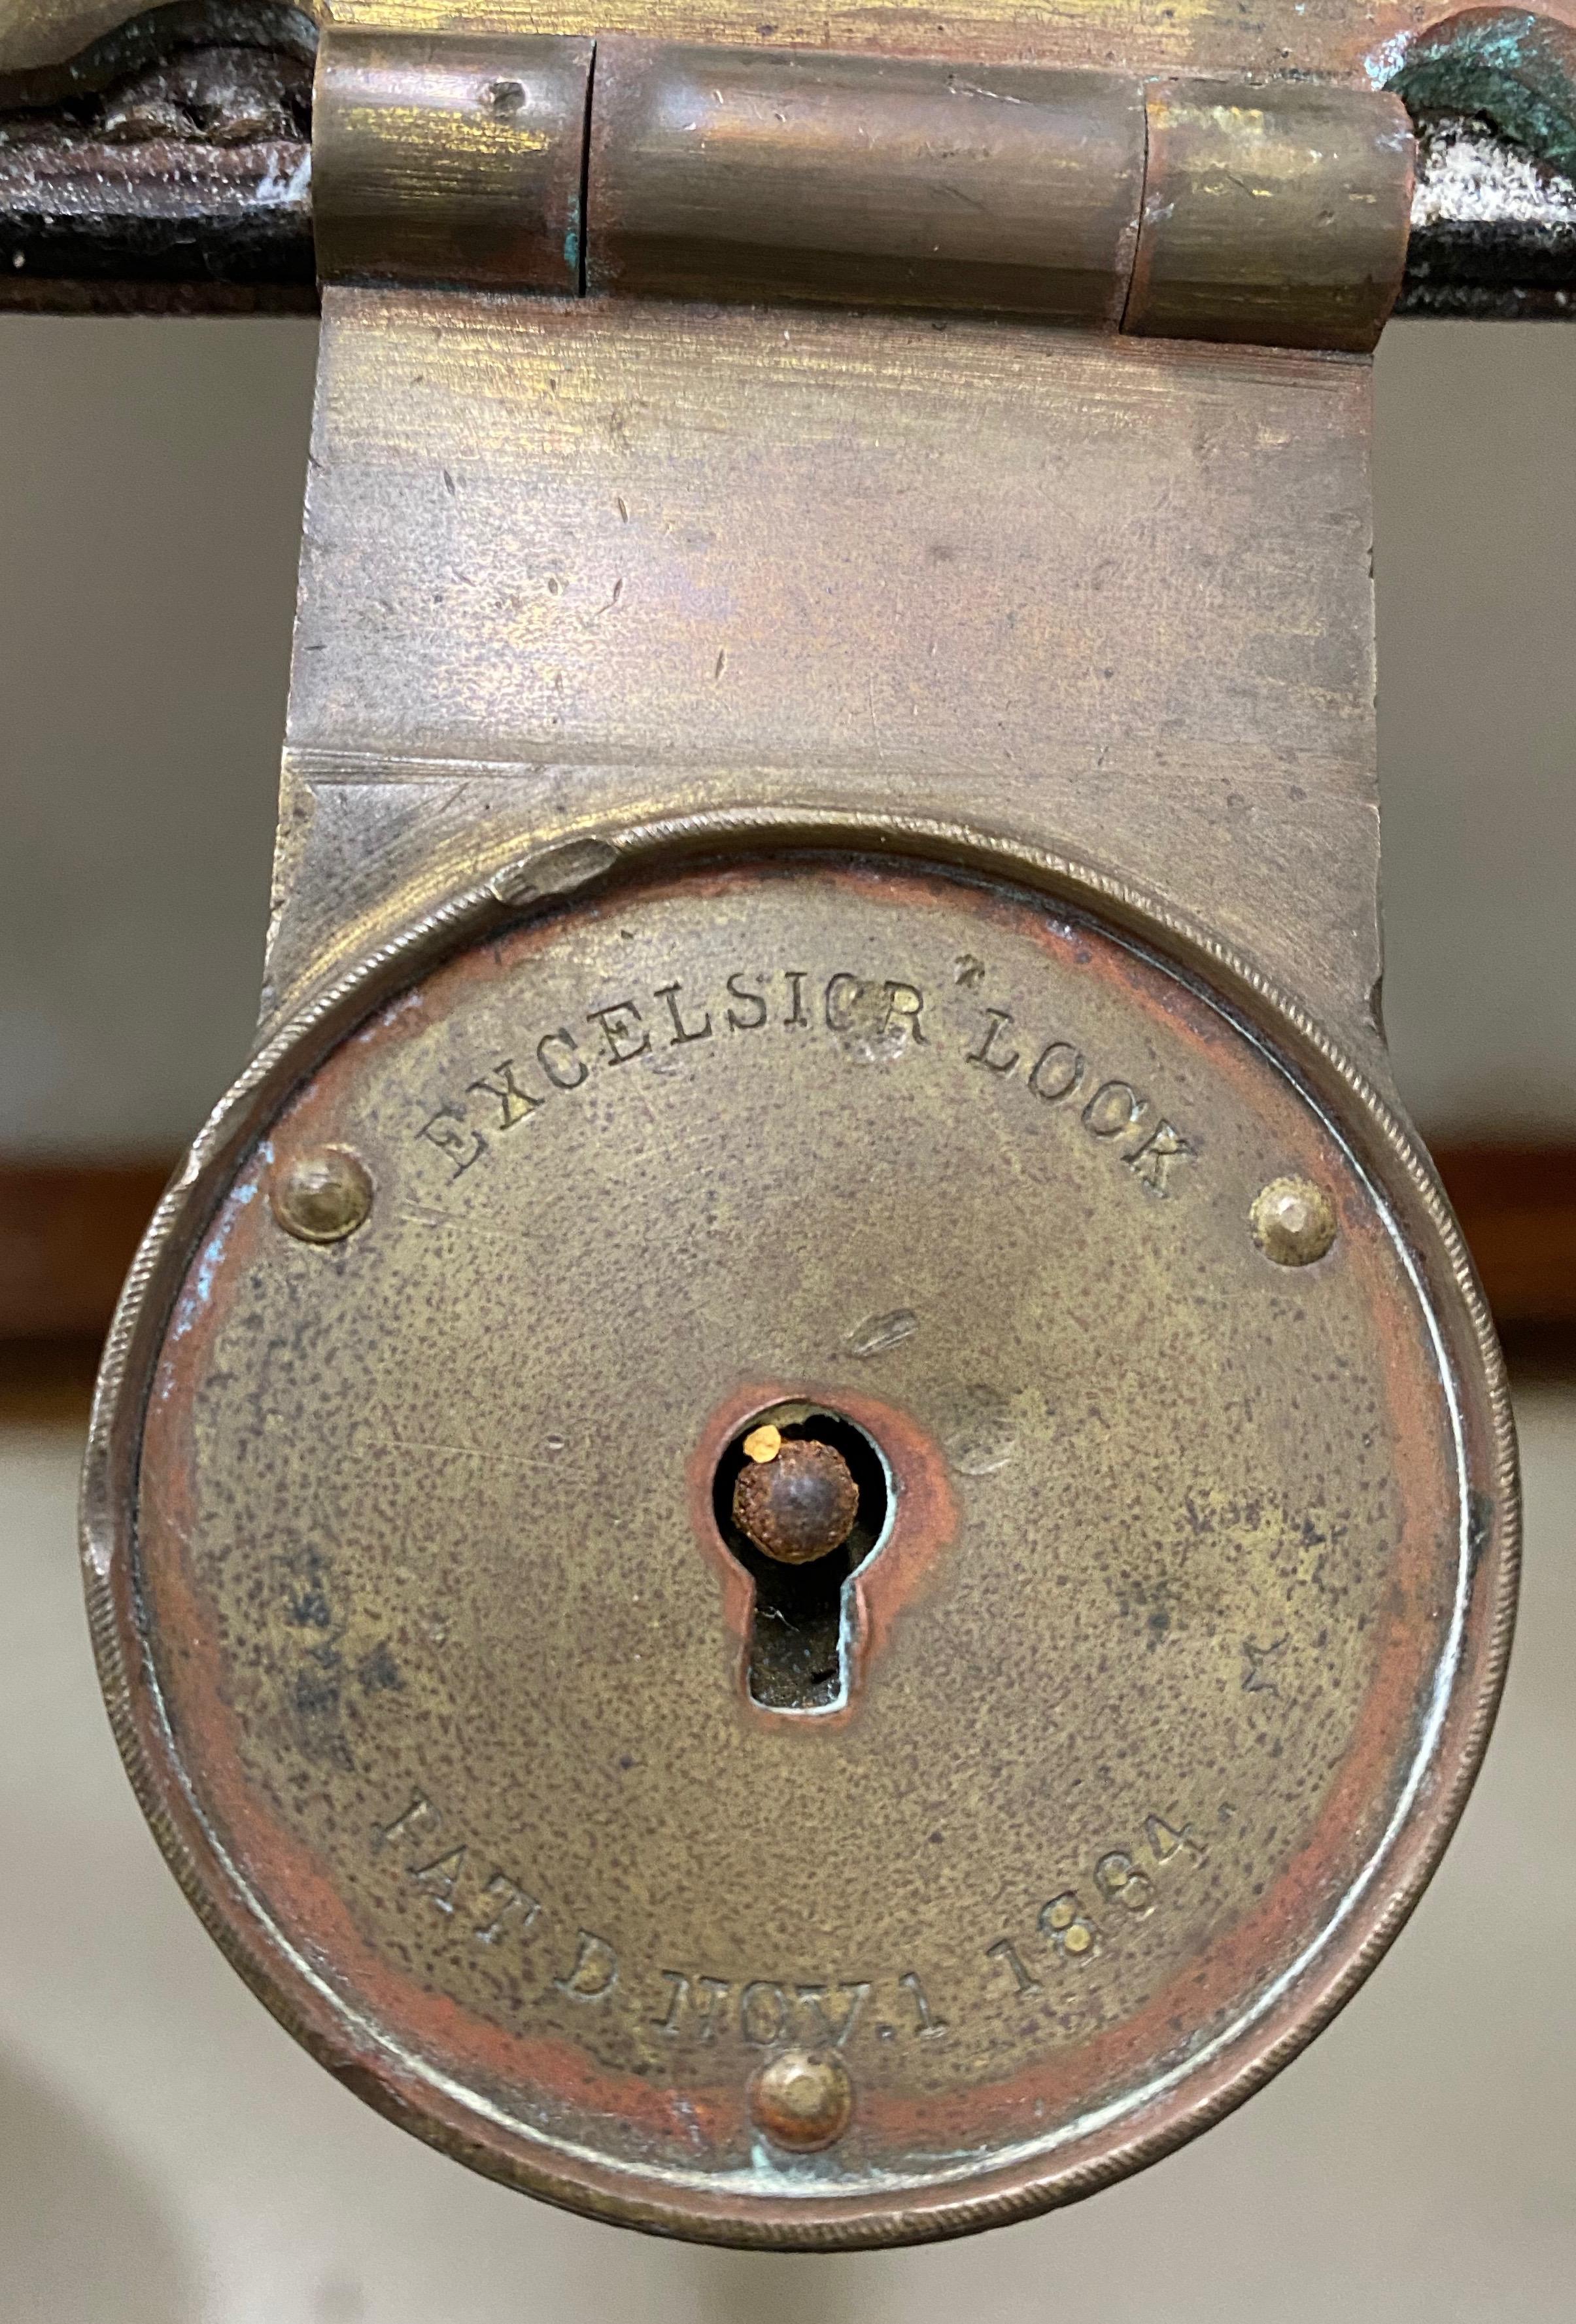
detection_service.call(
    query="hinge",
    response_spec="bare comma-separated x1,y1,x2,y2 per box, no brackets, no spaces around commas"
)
314,31,1415,352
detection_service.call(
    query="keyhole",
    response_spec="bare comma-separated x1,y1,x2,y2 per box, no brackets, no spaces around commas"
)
711,1404,893,1714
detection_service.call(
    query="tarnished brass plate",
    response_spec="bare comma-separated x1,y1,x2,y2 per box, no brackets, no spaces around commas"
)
86,835,1515,2246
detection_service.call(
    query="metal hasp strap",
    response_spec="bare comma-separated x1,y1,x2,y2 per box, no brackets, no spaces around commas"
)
275,7,1405,1105
313,33,1414,351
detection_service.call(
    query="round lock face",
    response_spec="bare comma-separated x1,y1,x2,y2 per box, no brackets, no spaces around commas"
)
91,849,1513,2246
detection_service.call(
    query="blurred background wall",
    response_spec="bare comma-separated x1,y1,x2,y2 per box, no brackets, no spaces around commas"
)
0,315,312,1159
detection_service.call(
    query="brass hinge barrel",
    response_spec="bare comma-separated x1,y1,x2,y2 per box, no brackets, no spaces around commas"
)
313,29,1414,351
587,43,1146,331
313,30,593,295
1126,80,1417,351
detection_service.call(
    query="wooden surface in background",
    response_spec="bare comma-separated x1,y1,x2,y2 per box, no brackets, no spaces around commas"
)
1431,1147,1576,1329
0,1162,172,1338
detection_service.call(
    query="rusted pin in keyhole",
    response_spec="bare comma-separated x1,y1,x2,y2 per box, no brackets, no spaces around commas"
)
713,1405,892,1713
732,1424,861,1565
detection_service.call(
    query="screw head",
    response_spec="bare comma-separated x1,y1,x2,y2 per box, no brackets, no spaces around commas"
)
271,1147,374,1244
748,2049,853,2152
732,1436,859,1564
1251,1176,1337,1267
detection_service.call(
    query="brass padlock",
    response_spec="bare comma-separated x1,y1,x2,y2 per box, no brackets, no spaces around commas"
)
73,0,1514,2251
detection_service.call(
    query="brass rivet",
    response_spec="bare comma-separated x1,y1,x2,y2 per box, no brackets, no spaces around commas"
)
271,1147,374,1244
1251,1175,1337,1267
733,1437,859,1565
748,2049,853,2152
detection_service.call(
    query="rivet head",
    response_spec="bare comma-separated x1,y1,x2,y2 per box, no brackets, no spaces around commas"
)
748,2049,853,2152
732,1437,859,1565
1251,1176,1337,1267
271,1147,373,1244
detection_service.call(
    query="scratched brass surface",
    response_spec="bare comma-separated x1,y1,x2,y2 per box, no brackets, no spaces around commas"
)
312,29,593,292
1125,80,1414,353
273,292,1390,1080
85,839,1515,2244
584,44,1146,322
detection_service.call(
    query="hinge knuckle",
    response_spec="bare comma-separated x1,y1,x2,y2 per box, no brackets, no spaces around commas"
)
587,43,1146,330
312,27,1414,352
1125,80,1416,351
313,29,593,295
